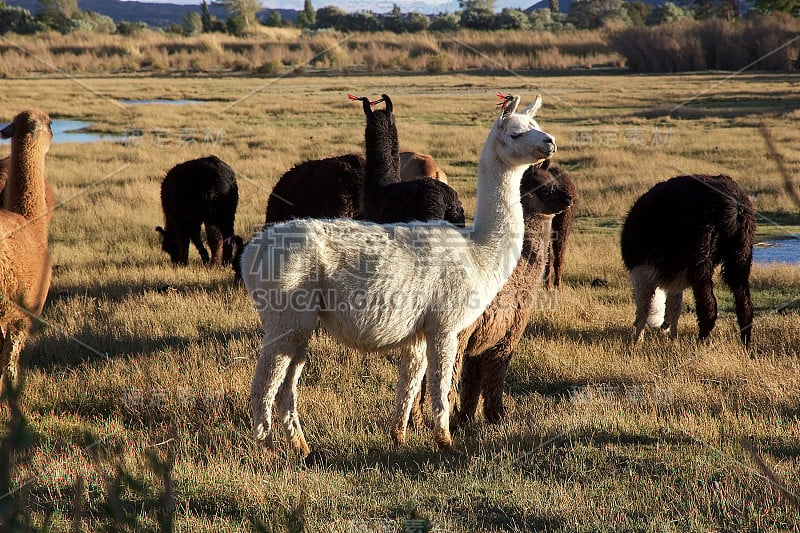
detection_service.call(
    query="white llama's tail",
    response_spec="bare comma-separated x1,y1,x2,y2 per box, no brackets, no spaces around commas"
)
646,288,667,328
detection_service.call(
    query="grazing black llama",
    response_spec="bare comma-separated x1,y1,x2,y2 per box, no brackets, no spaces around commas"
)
536,162,576,290
621,174,755,348
156,155,241,266
354,94,465,226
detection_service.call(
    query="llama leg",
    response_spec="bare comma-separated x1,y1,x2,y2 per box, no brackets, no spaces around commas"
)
275,342,310,457
251,335,300,446
0,326,26,408
481,345,513,424
691,275,717,342
189,227,210,264
723,262,754,349
630,266,658,344
178,235,191,265
390,341,427,447
664,291,683,340
543,242,554,290
425,332,458,449
205,225,223,267
409,377,426,430
458,355,482,426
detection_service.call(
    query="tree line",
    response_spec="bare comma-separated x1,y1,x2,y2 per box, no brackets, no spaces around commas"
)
0,0,797,37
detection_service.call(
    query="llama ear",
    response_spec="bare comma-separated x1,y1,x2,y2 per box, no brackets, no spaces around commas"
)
499,95,520,121
0,122,14,139
521,94,543,118
382,94,392,115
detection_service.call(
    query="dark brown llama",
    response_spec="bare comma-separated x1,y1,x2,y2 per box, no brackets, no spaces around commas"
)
538,163,576,289
355,94,464,226
156,155,241,267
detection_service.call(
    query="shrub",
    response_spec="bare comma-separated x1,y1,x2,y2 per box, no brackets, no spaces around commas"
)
426,52,451,72
404,12,431,32
495,8,530,29
568,0,631,29
0,4,37,34
430,13,460,31
646,2,693,25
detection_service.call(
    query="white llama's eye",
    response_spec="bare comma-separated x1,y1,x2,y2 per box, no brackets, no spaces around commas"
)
510,132,523,139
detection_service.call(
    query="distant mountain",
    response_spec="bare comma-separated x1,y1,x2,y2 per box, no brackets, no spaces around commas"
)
5,0,299,27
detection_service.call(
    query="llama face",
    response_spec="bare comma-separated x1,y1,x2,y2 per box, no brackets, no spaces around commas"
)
155,226,183,264
520,167,573,216
494,95,557,166
1,110,53,154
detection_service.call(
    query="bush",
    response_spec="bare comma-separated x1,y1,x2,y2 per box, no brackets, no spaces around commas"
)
116,20,148,35
494,8,530,29
568,0,631,29
426,53,451,72
528,9,574,31
646,2,693,25
183,11,202,36
404,12,430,32
430,12,460,31
460,6,495,29
0,4,37,34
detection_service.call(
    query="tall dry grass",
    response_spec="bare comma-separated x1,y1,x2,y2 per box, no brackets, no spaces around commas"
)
611,15,800,73
0,29,622,76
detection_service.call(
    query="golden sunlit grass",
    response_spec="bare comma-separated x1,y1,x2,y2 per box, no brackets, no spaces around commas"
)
0,29,621,76
1,72,799,530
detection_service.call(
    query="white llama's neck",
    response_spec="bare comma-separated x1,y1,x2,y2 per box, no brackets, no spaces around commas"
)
471,131,526,251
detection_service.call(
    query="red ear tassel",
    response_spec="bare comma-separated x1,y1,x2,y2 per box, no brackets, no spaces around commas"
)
496,92,513,106
348,94,384,107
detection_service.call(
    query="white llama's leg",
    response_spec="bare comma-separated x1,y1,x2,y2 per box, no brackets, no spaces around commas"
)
0,324,26,403
425,332,458,449
276,340,310,456
251,333,306,446
390,340,428,447
630,265,659,344
664,291,683,340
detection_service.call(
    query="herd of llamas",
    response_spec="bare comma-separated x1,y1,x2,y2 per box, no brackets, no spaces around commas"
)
0,93,759,460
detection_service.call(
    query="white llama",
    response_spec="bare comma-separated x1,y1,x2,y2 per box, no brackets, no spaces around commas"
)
240,95,557,456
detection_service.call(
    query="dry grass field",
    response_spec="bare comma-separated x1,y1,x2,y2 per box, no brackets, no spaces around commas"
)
1,71,799,531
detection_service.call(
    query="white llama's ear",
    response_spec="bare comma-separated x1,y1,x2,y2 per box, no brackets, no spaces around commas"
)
521,94,543,118
499,95,520,121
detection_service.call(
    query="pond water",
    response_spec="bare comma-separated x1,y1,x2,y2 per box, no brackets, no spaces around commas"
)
120,99,203,105
0,119,125,144
753,235,800,265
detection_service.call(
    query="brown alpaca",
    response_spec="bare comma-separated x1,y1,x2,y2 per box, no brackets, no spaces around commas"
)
399,151,448,184
408,164,574,428
541,164,576,290
0,110,54,401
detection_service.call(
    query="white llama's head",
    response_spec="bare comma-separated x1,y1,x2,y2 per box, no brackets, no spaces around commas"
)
492,94,556,167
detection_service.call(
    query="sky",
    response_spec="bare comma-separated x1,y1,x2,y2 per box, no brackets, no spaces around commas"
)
136,0,536,15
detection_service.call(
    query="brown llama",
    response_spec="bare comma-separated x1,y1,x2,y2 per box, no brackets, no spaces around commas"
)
410,164,574,427
0,110,54,401
539,163,576,290
400,151,448,184
621,174,755,348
